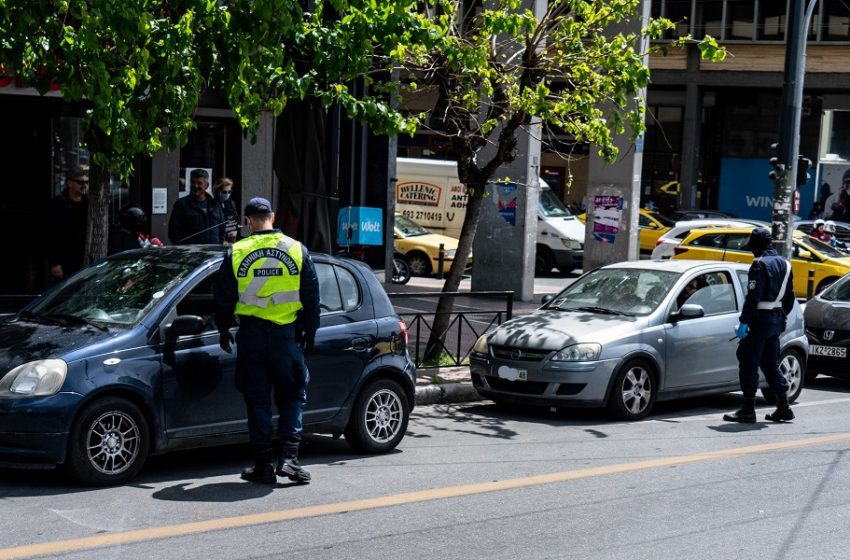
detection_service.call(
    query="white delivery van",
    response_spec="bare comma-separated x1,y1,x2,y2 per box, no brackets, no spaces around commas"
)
396,157,584,273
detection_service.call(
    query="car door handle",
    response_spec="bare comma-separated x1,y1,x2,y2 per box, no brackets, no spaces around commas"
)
346,336,374,352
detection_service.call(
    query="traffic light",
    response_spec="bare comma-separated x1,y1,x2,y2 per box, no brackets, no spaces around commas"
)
797,155,812,186
768,142,784,183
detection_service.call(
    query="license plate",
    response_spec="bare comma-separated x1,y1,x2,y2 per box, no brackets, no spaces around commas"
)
496,365,527,381
811,345,847,358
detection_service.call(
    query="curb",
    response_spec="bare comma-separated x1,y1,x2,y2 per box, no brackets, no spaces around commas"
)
415,382,483,406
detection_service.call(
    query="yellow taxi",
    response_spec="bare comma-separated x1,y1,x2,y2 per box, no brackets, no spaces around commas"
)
394,214,472,276
671,226,850,297
577,208,673,253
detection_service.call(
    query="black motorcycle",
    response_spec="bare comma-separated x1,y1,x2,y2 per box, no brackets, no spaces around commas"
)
391,251,412,285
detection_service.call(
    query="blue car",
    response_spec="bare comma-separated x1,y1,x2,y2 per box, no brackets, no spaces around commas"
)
0,247,415,485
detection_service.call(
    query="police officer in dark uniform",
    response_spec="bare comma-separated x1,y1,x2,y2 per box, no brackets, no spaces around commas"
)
723,227,796,423
214,197,320,484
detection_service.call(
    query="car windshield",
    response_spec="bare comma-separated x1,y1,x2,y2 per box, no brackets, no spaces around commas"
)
26,254,199,327
650,212,676,228
395,215,430,237
819,274,850,302
539,189,571,218
799,235,847,259
545,268,680,316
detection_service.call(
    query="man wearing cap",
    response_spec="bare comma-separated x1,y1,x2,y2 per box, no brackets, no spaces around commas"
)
44,166,89,283
214,197,319,484
167,168,225,244
723,227,796,423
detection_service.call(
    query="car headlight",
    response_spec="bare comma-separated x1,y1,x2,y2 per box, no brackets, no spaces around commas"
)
561,238,583,250
0,359,68,396
444,249,456,259
550,343,601,362
472,335,489,354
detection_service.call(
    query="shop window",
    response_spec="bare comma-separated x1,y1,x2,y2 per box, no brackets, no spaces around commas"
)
824,0,850,41
699,0,725,38
727,0,755,40
663,0,692,38
758,0,786,40
51,117,89,197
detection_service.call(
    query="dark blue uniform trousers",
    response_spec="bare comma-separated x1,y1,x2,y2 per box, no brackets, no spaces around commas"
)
736,312,788,398
235,319,308,449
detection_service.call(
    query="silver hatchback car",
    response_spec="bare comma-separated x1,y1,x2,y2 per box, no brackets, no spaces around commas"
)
470,260,808,420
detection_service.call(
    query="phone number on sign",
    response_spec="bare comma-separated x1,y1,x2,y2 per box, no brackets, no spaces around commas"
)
402,210,443,222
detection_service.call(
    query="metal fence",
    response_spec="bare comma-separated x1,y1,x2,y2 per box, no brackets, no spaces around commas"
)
387,291,514,368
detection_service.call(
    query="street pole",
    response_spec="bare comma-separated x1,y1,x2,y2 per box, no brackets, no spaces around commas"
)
772,0,817,258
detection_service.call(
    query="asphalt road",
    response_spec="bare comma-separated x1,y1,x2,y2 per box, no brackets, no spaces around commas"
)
3,377,850,560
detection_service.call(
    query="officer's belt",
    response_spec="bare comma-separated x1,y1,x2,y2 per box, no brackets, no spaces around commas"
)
239,290,300,308
756,259,792,310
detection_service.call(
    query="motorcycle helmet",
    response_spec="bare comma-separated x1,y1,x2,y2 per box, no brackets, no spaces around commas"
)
825,220,837,233
119,204,148,232
815,218,825,227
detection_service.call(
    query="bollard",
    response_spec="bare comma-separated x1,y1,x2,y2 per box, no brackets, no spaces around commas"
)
807,269,815,299
438,243,445,279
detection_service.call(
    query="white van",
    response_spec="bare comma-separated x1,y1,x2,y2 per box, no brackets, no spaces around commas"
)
396,157,584,273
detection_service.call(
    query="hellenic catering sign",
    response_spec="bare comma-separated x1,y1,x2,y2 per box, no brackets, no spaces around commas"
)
397,181,441,207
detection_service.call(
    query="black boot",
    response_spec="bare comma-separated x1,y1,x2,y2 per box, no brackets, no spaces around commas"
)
765,392,795,422
276,442,311,483
241,449,276,484
723,397,757,423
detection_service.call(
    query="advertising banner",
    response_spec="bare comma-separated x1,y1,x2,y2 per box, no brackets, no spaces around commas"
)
592,195,623,243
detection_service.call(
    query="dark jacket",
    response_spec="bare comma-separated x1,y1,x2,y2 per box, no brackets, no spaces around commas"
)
168,193,225,245
218,198,240,242
45,190,88,275
740,249,795,324
214,230,320,341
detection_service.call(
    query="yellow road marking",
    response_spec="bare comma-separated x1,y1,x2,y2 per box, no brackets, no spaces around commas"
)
3,432,850,560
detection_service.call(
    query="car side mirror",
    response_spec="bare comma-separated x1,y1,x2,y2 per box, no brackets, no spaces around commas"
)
797,250,812,260
541,294,554,305
671,303,704,322
166,315,205,339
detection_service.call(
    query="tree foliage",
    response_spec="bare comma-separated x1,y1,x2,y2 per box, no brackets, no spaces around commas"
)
355,0,726,356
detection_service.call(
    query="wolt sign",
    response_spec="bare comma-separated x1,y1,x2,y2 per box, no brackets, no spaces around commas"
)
337,207,383,246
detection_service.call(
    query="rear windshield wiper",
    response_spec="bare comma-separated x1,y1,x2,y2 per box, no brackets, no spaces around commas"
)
42,313,109,332
576,306,630,316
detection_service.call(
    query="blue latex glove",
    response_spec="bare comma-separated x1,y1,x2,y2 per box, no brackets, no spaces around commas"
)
735,323,749,339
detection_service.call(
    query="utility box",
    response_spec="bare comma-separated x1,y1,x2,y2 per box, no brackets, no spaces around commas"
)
337,206,383,246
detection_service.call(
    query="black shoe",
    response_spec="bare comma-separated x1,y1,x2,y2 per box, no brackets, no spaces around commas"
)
765,408,795,422
276,442,311,483
722,409,757,423
241,463,276,484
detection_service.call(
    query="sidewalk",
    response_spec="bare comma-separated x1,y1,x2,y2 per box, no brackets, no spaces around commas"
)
414,365,480,406
382,271,580,406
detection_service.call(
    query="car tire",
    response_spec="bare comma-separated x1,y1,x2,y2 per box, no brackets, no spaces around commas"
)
605,359,656,421
760,348,805,404
535,246,555,275
66,397,150,486
407,252,432,277
344,378,410,453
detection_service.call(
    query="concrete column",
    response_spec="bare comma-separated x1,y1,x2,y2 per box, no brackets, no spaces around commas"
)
678,47,703,209
149,148,180,242
242,112,275,237
583,0,650,271
471,123,540,302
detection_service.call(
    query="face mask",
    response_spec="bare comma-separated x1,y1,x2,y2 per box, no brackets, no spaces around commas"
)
218,192,231,202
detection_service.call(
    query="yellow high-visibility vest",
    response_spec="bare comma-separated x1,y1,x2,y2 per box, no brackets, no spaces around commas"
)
232,232,303,325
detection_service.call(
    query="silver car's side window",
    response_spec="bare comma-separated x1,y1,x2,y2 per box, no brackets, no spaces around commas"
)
678,271,737,315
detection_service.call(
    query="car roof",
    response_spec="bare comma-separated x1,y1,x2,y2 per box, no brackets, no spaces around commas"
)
599,259,749,273
107,244,338,266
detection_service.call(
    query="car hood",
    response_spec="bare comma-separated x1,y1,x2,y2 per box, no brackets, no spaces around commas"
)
486,309,645,350
804,297,850,330
404,232,460,251
0,318,115,367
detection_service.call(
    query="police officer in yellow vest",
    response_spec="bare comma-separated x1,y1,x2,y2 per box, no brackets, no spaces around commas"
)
214,197,319,484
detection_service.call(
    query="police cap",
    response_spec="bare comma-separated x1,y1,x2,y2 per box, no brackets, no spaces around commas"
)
244,197,273,216
745,226,773,251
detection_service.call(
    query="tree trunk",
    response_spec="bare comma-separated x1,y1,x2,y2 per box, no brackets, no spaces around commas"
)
84,163,111,265
424,185,486,361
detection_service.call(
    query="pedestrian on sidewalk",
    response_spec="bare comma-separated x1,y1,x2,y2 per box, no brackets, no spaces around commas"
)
45,165,89,285
723,227,796,424
168,168,225,244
